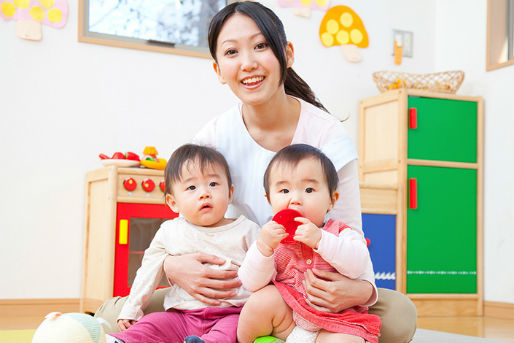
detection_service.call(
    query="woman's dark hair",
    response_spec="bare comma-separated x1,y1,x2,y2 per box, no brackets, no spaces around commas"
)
164,144,232,195
263,144,338,197
208,1,328,112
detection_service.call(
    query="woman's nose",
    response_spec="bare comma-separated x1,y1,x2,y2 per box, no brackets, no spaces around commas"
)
241,52,258,72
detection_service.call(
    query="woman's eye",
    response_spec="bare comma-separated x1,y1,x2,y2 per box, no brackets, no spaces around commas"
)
187,185,196,191
279,189,289,194
209,182,217,187
255,42,268,50
305,188,314,193
225,48,237,56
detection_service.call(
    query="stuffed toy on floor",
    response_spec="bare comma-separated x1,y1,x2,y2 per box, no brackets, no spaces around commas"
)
32,312,109,343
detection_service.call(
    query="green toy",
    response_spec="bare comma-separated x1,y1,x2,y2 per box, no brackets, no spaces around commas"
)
254,336,285,343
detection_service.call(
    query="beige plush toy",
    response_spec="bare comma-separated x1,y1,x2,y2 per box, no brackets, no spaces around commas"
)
32,312,109,343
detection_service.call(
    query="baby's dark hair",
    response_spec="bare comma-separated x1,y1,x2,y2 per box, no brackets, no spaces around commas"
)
263,144,338,197
164,144,232,195
208,1,328,112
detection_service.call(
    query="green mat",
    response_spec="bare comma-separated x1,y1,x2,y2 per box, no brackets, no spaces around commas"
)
0,329,35,343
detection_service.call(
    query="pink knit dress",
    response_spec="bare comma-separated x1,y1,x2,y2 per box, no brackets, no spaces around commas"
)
272,219,381,343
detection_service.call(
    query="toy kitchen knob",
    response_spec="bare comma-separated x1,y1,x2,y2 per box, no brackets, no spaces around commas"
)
142,178,155,192
123,178,137,192
159,180,165,193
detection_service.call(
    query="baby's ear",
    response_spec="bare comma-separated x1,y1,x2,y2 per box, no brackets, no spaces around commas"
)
165,194,179,213
328,191,339,211
228,184,235,203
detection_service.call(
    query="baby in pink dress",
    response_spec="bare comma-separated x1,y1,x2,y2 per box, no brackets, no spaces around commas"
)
238,144,381,343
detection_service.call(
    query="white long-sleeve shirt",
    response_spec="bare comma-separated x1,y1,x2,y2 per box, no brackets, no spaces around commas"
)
193,98,378,306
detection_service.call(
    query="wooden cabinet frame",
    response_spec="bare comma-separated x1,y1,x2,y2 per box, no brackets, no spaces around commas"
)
358,89,484,316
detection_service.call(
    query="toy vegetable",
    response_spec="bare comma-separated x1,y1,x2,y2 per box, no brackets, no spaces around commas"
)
140,146,167,170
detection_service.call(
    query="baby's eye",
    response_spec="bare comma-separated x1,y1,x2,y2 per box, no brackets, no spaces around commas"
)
279,189,289,194
187,185,196,191
209,182,218,187
305,187,314,193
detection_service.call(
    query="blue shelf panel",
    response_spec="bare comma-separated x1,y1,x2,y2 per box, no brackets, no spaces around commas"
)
362,213,396,290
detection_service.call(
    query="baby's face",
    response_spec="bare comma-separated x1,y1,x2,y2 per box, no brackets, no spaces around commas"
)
166,160,233,227
267,157,336,227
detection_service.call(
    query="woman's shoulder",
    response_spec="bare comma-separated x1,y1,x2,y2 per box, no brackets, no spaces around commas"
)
295,98,350,143
192,105,241,146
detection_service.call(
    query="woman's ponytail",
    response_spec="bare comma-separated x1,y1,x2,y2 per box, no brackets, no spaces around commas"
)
284,68,328,112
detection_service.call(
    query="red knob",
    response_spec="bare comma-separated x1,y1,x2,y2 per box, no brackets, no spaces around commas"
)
123,178,137,192
365,238,371,246
159,180,165,193
142,178,155,192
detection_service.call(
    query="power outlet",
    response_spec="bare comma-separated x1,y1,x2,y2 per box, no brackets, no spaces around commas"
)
393,30,413,57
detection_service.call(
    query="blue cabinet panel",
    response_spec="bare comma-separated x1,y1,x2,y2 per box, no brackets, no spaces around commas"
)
362,213,396,290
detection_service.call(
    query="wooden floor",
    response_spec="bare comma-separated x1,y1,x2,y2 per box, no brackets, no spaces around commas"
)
1,313,513,341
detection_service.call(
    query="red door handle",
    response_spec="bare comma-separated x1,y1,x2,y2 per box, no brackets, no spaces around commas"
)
409,178,418,209
409,108,417,129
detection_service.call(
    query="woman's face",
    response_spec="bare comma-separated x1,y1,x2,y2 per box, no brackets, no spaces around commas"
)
213,13,293,107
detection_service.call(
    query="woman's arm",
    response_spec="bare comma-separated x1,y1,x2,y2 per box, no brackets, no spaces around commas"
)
303,268,373,312
163,253,241,306
308,159,378,310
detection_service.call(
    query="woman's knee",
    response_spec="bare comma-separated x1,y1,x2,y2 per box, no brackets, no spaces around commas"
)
369,289,417,343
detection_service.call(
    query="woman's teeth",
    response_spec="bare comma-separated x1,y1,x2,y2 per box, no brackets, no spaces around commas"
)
242,76,264,85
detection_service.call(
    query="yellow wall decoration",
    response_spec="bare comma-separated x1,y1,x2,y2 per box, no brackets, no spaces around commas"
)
0,0,67,40
319,5,369,63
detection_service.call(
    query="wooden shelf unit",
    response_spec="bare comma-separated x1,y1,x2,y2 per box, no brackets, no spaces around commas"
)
358,89,484,316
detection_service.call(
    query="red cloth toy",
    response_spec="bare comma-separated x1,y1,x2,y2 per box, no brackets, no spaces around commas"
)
273,209,302,244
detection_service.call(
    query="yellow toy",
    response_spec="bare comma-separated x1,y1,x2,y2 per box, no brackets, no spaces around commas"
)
140,146,167,170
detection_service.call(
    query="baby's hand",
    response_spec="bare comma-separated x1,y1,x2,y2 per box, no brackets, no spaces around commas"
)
257,221,288,256
117,318,136,331
293,217,322,249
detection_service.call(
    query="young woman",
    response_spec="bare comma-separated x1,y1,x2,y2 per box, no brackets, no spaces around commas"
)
95,2,417,342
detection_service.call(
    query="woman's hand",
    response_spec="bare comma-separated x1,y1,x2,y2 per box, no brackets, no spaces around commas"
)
303,268,373,312
163,253,241,306
293,217,322,249
117,319,136,331
257,221,288,256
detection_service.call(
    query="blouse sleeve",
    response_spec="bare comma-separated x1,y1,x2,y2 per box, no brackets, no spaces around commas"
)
118,227,168,321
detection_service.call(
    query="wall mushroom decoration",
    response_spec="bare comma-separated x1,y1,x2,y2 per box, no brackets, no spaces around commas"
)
0,0,68,41
278,0,330,18
319,5,368,63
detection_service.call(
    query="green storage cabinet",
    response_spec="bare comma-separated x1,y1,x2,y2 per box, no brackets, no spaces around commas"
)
359,90,483,315
406,165,477,293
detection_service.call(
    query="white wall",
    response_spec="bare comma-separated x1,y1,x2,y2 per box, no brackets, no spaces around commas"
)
3,0,510,304
434,0,514,303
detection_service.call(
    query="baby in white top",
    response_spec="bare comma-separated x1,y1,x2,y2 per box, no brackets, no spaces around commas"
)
109,144,260,343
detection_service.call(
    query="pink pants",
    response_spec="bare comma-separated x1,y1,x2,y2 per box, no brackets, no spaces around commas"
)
112,306,242,343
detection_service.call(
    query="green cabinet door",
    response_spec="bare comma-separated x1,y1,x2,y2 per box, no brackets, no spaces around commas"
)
406,165,477,293
407,97,477,163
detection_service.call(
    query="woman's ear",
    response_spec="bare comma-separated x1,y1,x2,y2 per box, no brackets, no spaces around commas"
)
213,61,227,84
165,194,179,213
286,42,295,68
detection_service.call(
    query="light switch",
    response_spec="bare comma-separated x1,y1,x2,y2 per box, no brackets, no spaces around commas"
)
393,30,413,57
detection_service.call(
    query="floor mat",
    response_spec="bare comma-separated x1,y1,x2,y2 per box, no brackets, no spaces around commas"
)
0,329,35,343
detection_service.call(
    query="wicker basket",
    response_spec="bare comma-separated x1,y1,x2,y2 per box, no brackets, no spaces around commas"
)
372,70,465,94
